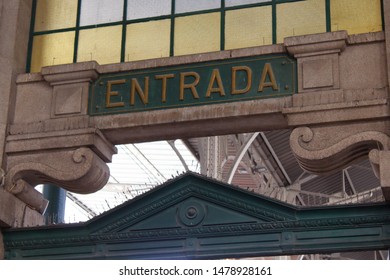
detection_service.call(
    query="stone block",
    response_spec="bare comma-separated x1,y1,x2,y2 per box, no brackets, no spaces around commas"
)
302,58,333,89
52,85,84,116
298,52,340,92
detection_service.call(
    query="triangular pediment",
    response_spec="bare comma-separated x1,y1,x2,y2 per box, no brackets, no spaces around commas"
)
88,172,296,235
4,172,390,260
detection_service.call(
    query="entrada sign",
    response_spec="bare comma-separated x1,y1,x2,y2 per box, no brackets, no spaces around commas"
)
89,55,296,115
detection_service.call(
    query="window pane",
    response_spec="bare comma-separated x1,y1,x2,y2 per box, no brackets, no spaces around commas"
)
34,0,77,31
80,0,124,26
175,0,220,14
331,0,382,34
225,6,272,49
226,0,271,7
174,13,220,56
77,26,122,65
126,20,171,61
127,0,171,20
31,32,75,72
277,0,326,43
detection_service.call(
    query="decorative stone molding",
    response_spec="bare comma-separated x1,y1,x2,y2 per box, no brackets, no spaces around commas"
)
290,126,390,174
4,127,116,210
41,62,99,118
285,31,348,93
3,173,390,259
4,147,110,211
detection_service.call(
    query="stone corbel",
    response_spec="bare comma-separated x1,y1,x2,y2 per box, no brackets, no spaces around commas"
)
290,126,390,174
289,125,390,201
4,129,117,212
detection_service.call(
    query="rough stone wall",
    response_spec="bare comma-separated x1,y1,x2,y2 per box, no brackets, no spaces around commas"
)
0,0,44,229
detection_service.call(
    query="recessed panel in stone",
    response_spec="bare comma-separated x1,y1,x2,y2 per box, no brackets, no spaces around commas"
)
53,86,83,116
302,58,334,89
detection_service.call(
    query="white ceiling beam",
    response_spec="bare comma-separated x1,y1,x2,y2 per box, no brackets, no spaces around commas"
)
226,133,260,184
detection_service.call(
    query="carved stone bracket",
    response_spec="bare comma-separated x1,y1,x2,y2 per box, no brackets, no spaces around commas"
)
5,147,110,193
290,126,390,174
290,125,390,201
4,147,110,212
4,128,117,212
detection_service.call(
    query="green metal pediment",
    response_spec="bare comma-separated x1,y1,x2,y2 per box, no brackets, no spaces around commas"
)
3,172,390,259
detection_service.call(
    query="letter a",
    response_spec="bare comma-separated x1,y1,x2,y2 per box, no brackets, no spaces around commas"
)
258,63,278,92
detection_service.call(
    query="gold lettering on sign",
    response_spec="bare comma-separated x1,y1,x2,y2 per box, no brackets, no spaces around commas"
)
180,72,200,101
231,66,252,95
130,77,149,105
155,73,175,103
206,69,225,98
258,63,278,92
106,79,126,108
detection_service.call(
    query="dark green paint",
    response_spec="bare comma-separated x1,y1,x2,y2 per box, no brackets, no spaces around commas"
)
325,0,331,32
89,54,296,116
26,0,37,73
73,0,82,63
42,184,66,225
120,0,128,63
3,172,390,260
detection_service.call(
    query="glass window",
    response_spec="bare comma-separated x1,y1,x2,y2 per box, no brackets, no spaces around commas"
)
77,26,122,65
225,0,271,7
331,0,382,34
174,13,220,56
126,20,171,61
31,32,75,72
80,0,124,26
175,0,220,14
34,0,77,32
277,0,326,43
28,0,385,72
127,0,171,20
225,6,272,49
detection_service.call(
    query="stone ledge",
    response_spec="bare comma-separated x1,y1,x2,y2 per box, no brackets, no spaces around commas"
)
6,128,117,163
347,31,385,45
288,88,389,109
284,98,388,114
285,31,348,57
15,73,43,84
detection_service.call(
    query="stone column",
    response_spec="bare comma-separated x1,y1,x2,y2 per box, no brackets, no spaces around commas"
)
0,0,31,167
382,0,390,87
0,0,46,227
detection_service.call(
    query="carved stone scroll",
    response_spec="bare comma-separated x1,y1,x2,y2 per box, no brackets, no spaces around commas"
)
290,126,390,175
4,147,110,211
5,147,109,194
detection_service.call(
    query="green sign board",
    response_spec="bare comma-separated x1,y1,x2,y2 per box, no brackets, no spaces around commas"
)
89,54,296,116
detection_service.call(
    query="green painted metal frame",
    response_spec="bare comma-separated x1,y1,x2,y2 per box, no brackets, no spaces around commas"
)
3,172,390,259
26,0,347,73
